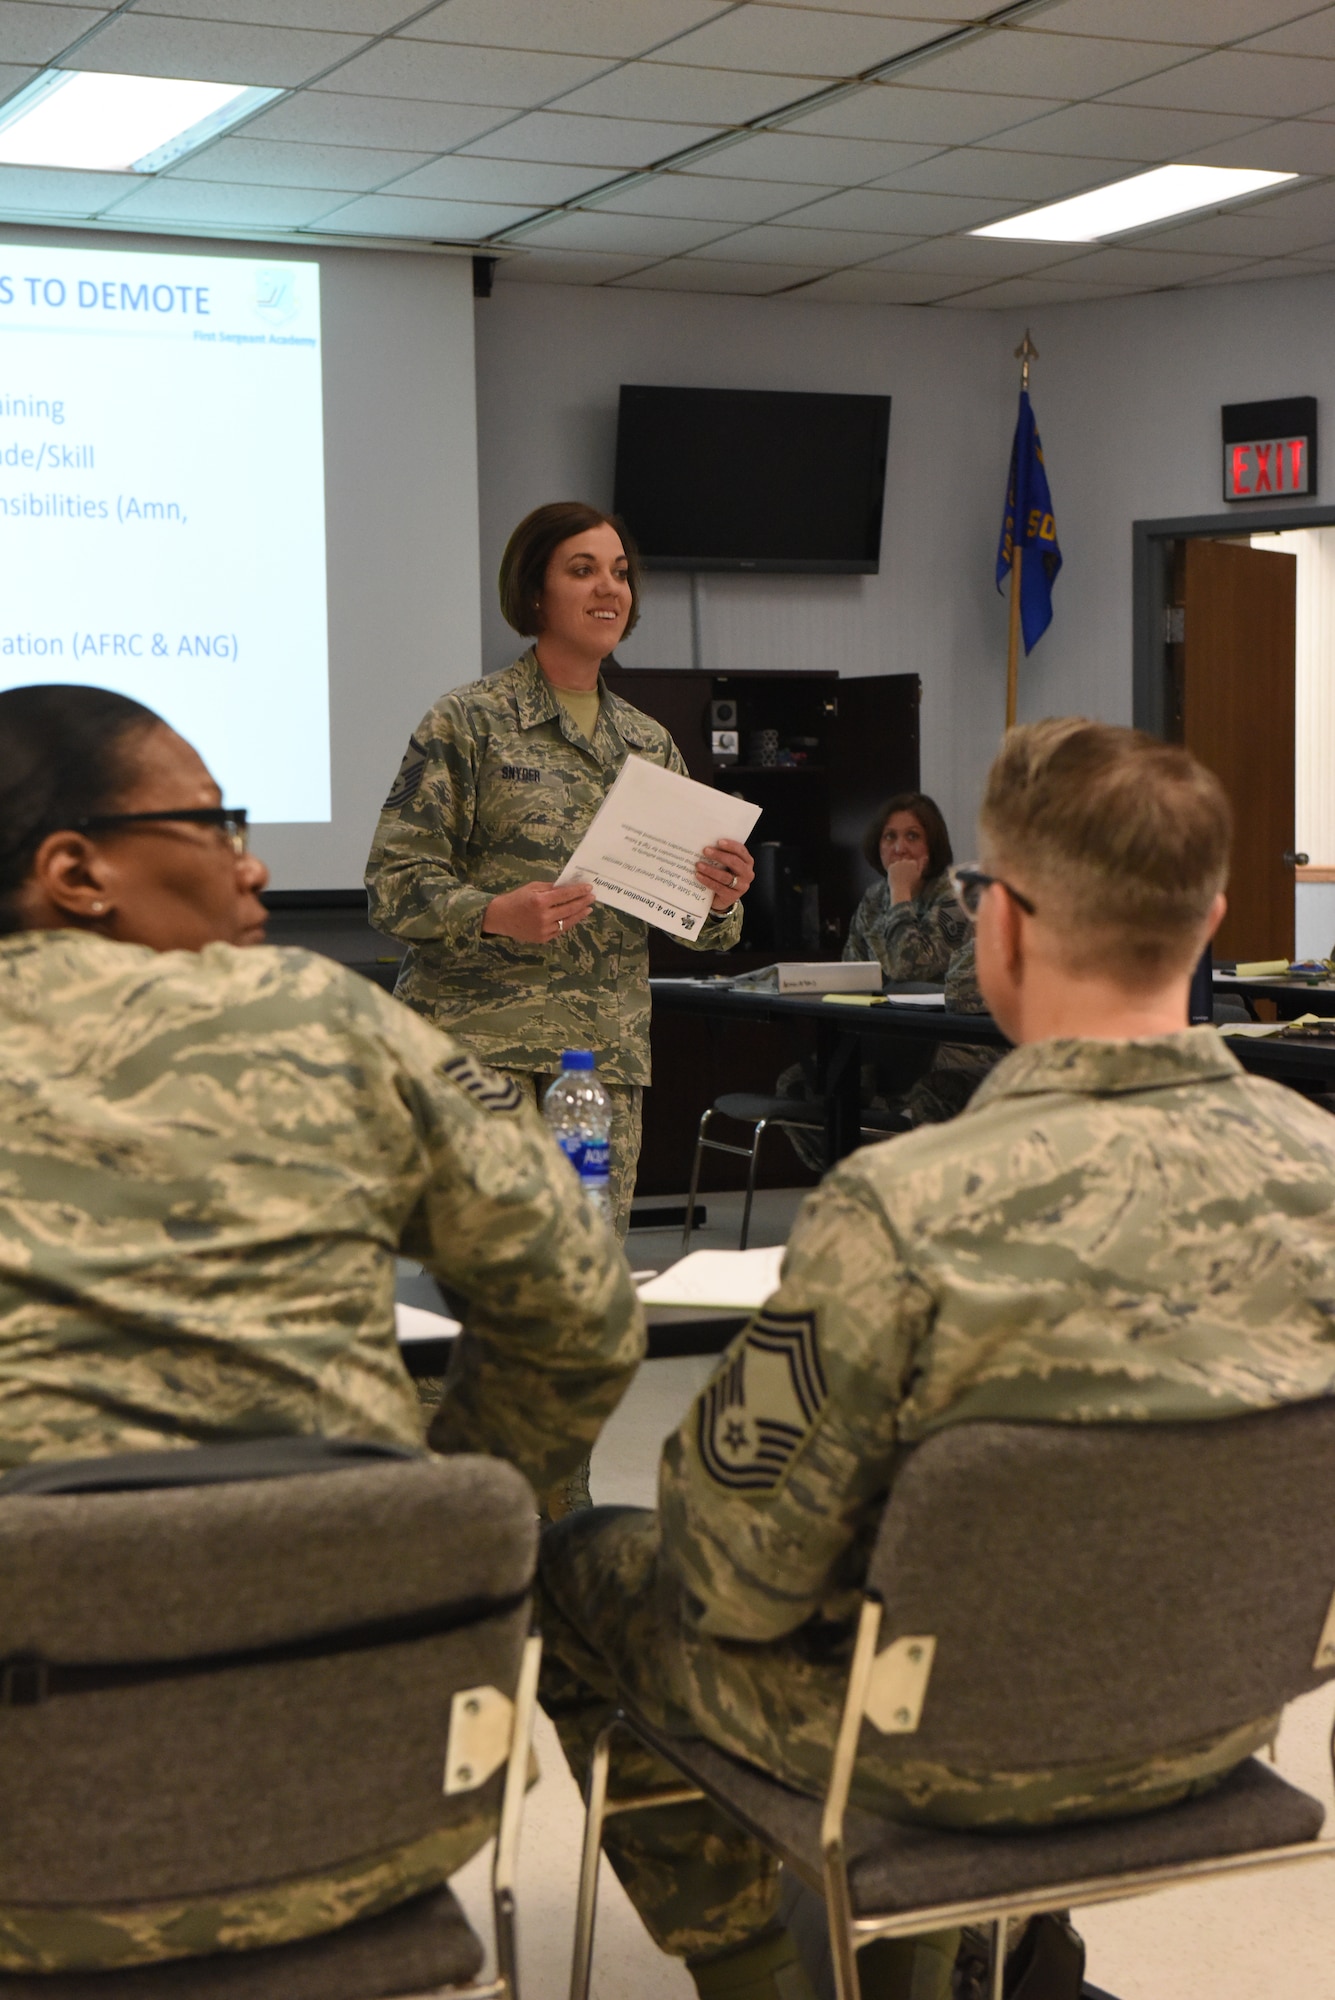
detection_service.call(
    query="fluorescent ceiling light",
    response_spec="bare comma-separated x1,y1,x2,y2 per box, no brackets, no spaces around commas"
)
0,70,283,175
972,164,1297,243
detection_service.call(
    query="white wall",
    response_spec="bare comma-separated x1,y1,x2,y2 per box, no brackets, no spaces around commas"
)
473,282,1016,847
994,269,1335,729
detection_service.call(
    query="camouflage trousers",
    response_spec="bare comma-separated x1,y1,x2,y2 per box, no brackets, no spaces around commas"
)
776,1046,1000,1176
539,1507,1278,1960
506,1073,642,1240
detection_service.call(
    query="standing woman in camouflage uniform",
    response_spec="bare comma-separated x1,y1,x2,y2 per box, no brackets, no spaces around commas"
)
366,502,754,1238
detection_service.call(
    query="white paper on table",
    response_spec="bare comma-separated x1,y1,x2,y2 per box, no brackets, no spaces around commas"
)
394,1301,462,1344
636,1245,785,1310
556,755,761,941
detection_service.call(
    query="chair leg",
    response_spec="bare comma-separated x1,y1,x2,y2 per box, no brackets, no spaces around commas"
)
989,1918,1006,2000
683,1110,714,1251
569,1719,617,2000
491,1634,542,2000
740,1119,766,1250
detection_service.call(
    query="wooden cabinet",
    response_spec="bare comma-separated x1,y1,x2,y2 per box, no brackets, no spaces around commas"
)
602,665,920,970
602,666,921,1194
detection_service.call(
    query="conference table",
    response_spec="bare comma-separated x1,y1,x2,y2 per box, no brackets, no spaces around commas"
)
650,976,1335,1170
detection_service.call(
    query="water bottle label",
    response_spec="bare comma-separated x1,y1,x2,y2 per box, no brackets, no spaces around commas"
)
557,1135,610,1187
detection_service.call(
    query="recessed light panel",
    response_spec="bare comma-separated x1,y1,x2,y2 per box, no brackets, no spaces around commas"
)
972,165,1297,244
0,70,283,175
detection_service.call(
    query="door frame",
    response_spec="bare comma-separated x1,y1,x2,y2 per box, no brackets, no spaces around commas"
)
1133,503,1335,736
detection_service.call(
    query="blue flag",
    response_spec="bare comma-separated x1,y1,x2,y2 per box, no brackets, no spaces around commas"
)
996,389,1061,654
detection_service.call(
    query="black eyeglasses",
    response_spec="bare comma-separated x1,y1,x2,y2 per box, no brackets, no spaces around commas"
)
74,808,250,857
950,864,1036,921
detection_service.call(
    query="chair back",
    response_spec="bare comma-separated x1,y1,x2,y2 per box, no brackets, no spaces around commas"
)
867,1403,1335,1769
0,1451,536,1904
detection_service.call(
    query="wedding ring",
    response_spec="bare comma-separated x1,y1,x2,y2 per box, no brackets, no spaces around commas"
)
557,917,564,933
730,873,738,890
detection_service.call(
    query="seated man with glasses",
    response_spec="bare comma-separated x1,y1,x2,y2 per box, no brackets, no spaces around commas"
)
537,719,1335,2000
0,682,642,1975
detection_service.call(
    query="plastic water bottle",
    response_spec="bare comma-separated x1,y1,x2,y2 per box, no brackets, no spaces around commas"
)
543,1051,612,1223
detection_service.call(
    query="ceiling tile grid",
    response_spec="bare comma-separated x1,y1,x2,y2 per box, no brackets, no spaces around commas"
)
1,0,1335,304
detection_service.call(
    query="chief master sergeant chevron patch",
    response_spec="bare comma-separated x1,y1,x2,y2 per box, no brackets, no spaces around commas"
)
439,1050,524,1114
698,1308,826,1491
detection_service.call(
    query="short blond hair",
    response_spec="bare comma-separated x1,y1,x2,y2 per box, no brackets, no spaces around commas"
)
979,719,1231,981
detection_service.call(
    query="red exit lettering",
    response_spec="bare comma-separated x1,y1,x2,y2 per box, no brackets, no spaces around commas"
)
1225,434,1310,500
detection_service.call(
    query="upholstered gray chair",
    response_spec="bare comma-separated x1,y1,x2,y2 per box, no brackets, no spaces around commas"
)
570,1405,1335,2000
0,1438,541,2000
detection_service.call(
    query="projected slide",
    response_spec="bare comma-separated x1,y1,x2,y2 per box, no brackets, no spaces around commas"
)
0,243,329,823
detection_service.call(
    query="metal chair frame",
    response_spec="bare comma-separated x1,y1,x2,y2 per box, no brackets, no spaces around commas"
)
682,1102,893,1251
568,1601,1335,2000
459,1631,544,2000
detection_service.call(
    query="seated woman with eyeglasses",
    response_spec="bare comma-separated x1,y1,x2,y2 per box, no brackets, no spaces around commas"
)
0,683,639,1487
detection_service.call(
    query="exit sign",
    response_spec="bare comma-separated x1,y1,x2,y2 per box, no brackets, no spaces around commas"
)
1222,395,1317,501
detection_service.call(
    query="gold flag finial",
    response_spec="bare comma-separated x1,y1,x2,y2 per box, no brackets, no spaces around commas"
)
1015,328,1038,392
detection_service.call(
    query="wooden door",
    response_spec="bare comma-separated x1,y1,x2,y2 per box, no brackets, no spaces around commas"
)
1181,539,1296,961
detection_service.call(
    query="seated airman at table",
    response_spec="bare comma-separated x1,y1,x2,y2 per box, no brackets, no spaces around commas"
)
538,718,1335,2000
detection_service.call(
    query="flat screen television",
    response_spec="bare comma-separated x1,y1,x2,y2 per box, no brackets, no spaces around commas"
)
613,383,890,575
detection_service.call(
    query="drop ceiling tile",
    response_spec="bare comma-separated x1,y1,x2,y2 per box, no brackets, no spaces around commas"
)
999,101,1271,158
1243,11,1335,57
169,138,431,190
495,246,659,283
1140,184,1335,254
793,265,972,301
459,110,724,167
68,15,363,85
1106,49,1335,118
377,154,613,204
1183,254,1335,283
0,2,104,62
685,130,942,183
596,172,832,222
867,233,1095,275
0,162,132,214
1050,243,1266,283
137,0,410,27
776,184,1010,232
612,256,822,292
767,0,994,16
312,40,609,105
313,193,535,236
902,26,1190,99
98,178,343,225
243,91,507,152
870,146,1114,200
1029,0,1319,46
945,273,1138,306
660,6,938,78
548,59,802,124
1183,119,1335,174
519,207,737,252
687,219,917,261
786,81,1067,144
407,0,728,57
0,64,37,100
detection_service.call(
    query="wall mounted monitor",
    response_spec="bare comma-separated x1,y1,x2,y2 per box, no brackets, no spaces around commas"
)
613,383,891,575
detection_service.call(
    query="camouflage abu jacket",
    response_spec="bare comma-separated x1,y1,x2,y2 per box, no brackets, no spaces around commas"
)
0,929,643,1491
843,870,969,984
365,650,743,1085
663,1028,1335,1643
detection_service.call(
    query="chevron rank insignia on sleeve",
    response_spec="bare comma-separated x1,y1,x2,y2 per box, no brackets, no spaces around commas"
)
384,737,427,811
698,1308,826,1491
440,1052,524,1114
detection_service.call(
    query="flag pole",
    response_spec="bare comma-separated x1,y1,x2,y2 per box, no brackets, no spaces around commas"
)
1006,329,1038,730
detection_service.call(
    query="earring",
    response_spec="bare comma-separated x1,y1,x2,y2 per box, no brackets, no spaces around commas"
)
90,901,105,915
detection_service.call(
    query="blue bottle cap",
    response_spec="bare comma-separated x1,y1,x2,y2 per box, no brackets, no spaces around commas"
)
560,1049,595,1070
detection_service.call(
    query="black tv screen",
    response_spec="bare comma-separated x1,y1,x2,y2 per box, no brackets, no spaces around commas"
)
613,384,890,575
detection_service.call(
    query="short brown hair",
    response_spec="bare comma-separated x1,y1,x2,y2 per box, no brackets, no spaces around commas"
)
861,791,953,881
498,502,642,640
980,719,1231,980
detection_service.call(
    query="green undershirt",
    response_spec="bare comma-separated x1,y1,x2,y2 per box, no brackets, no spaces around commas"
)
553,684,601,743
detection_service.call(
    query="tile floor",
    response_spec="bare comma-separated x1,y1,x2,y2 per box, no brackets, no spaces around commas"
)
437,1188,1335,1999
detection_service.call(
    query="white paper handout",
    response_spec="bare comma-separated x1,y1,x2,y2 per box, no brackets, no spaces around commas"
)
636,1245,785,1310
557,756,762,941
